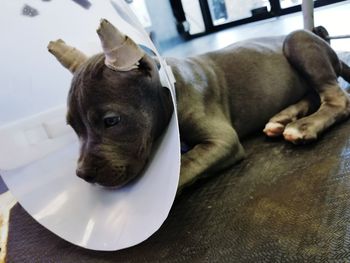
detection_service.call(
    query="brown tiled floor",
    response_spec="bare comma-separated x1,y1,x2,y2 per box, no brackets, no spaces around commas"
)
6,105,350,262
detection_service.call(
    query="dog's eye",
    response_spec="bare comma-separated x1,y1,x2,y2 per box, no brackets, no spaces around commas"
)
104,115,121,128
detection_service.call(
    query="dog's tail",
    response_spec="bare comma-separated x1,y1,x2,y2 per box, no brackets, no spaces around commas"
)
312,26,331,44
312,26,350,86
340,60,350,84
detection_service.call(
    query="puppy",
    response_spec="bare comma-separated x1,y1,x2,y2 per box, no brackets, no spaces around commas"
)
48,19,350,191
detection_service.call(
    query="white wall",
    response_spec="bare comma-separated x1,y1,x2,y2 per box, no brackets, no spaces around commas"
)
0,0,134,125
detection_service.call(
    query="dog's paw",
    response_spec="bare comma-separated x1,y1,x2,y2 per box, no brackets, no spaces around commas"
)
263,122,285,137
283,125,317,144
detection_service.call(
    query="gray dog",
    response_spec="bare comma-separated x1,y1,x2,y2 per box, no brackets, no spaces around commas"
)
48,19,350,191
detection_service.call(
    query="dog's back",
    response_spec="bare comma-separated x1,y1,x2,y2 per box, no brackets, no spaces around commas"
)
167,35,309,138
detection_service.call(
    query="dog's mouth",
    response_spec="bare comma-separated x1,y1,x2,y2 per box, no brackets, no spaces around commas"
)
94,172,133,188
76,163,145,188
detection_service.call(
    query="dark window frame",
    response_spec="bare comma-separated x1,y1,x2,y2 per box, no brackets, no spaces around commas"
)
175,0,348,38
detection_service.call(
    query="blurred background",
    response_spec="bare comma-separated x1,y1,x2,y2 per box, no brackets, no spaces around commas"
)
123,0,349,55
2,0,350,125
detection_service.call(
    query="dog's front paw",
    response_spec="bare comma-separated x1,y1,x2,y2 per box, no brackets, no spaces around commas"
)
283,123,318,144
263,122,285,137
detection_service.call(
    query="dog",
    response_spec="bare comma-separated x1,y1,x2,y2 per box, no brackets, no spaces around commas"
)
48,19,350,191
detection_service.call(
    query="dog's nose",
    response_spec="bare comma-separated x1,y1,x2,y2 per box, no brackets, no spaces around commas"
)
76,168,97,183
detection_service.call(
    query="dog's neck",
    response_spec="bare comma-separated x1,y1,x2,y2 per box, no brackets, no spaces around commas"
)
152,85,174,140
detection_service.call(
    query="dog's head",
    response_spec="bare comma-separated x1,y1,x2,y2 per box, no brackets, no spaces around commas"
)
48,20,173,187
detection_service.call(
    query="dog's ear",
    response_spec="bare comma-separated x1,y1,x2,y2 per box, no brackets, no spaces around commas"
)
48,39,88,74
97,19,144,72
151,56,161,71
136,56,161,78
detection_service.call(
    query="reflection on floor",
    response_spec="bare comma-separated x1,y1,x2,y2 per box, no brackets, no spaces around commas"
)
163,1,350,58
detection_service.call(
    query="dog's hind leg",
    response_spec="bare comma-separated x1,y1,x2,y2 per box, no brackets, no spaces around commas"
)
282,30,350,144
264,92,320,137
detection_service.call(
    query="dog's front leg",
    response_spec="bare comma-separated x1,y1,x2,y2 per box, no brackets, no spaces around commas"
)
178,119,245,192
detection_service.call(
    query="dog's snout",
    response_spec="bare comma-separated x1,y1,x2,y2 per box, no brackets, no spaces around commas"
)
76,168,97,183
